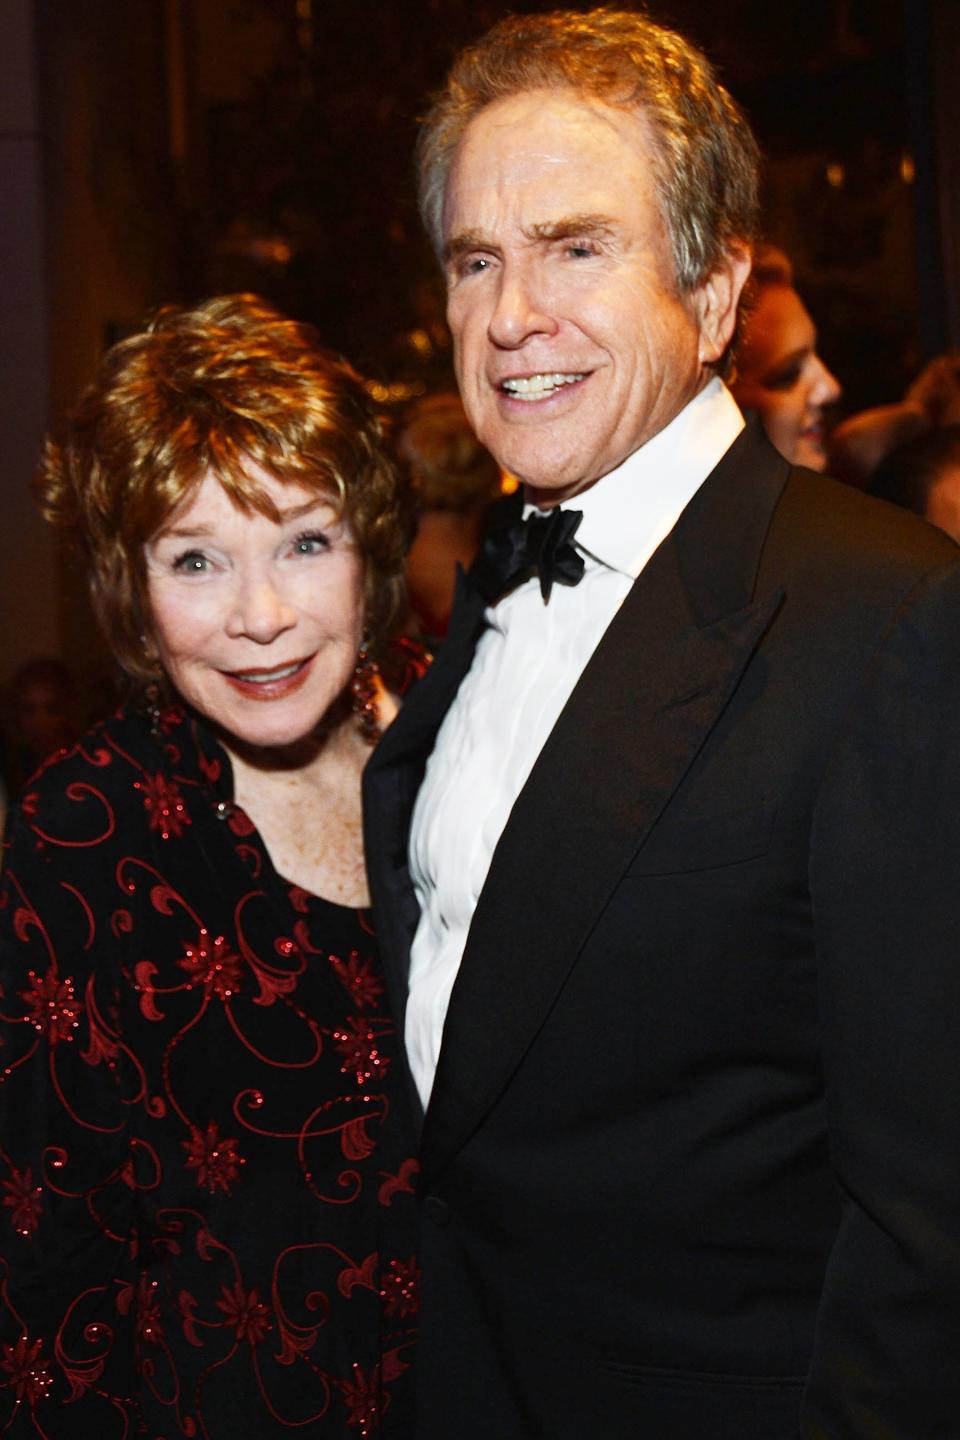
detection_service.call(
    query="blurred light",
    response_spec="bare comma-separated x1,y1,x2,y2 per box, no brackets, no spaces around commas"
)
500,472,520,495
407,328,433,358
826,162,846,189
365,380,428,405
296,0,313,53
900,151,916,184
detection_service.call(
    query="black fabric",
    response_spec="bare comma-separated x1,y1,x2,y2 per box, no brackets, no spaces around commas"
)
365,418,960,1439
472,505,585,603
0,705,418,1438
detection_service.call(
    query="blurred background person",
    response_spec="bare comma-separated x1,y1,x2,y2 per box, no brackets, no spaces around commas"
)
0,294,420,1439
867,424,960,543
396,392,501,643
829,351,960,486
2,656,80,799
732,244,842,471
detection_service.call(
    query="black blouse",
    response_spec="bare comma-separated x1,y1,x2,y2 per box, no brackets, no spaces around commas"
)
0,702,419,1438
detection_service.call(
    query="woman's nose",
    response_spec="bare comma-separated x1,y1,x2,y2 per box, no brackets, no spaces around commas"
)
811,355,842,407
226,573,296,642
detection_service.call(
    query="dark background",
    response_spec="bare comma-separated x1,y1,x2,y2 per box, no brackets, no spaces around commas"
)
2,0,958,683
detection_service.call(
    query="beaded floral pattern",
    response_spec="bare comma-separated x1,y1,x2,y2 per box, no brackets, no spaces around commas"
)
0,703,420,1437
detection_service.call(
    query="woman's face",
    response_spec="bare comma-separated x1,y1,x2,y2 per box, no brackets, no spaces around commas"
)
733,284,842,471
144,465,365,756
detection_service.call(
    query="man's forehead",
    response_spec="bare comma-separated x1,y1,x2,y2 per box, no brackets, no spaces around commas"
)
441,90,659,236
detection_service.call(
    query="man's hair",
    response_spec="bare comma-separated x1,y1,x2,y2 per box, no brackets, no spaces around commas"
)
868,425,960,519
417,7,759,294
36,294,413,686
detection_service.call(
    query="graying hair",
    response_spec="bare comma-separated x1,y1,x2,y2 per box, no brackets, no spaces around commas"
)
417,7,759,295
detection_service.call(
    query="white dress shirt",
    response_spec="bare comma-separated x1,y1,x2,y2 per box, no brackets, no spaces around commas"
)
406,379,745,1110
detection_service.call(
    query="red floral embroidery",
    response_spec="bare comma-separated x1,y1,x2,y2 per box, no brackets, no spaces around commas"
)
1,1166,43,1237
215,1281,271,1344
379,1256,419,1319
333,1017,390,1086
337,1251,378,1299
377,1157,420,1207
329,950,384,1010
136,773,190,840
338,1361,382,1436
177,930,243,999
0,1334,54,1408
136,1273,163,1346
182,1122,245,1194
19,969,81,1044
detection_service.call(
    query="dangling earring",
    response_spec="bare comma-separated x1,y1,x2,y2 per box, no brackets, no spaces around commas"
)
144,680,164,739
351,636,382,745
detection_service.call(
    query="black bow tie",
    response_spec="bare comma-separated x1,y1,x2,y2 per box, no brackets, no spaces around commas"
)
473,505,585,604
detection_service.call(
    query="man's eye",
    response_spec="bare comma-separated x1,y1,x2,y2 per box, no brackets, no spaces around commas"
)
462,256,491,276
566,242,597,259
172,550,208,573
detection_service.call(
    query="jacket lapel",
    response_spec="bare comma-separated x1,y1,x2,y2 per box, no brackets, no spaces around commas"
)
420,421,791,1185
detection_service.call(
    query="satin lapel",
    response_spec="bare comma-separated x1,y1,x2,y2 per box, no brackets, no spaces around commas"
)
420,421,791,1185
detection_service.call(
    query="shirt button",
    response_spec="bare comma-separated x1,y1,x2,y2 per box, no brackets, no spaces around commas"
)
422,1194,451,1227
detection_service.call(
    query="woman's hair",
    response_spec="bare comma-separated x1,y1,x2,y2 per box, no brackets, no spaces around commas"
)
416,7,759,295
36,294,413,685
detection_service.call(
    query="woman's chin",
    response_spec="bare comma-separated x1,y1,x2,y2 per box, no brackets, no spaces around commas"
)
794,434,828,472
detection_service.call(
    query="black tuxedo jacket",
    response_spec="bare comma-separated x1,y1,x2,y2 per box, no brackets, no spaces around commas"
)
365,421,960,1439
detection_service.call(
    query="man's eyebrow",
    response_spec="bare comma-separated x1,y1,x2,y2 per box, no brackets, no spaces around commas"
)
442,215,616,264
443,230,491,264
524,214,616,242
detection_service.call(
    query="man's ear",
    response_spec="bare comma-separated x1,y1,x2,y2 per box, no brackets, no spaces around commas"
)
693,246,752,365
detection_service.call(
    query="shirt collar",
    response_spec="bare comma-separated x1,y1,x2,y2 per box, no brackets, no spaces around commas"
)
524,378,745,580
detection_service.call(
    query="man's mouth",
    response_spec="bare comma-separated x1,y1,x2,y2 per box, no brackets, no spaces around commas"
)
500,372,586,401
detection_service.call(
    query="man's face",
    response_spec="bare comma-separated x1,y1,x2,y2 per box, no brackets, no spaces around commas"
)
442,89,746,504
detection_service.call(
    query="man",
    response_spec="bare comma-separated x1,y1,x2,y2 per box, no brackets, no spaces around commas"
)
364,12,960,1437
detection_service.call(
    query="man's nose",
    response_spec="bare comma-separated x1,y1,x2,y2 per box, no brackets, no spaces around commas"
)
487,263,559,349
226,572,296,642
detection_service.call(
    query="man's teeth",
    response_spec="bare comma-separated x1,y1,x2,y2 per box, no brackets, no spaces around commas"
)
501,372,584,399
234,662,302,683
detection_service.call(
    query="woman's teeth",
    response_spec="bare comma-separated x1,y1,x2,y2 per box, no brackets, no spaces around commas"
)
501,372,585,399
233,661,303,683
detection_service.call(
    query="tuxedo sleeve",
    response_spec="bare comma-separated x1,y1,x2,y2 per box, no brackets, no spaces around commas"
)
805,555,960,1436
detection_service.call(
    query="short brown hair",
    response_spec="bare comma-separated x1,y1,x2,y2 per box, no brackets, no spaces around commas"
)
417,7,759,294
36,294,413,686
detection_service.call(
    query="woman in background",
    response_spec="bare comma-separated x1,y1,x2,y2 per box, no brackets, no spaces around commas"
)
0,295,423,1438
732,245,842,471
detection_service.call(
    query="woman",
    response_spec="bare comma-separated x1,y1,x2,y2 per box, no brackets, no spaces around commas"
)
0,296,424,1438
396,391,501,643
732,245,842,472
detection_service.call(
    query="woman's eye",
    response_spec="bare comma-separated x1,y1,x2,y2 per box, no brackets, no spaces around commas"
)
172,550,209,573
765,364,803,392
292,530,330,556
